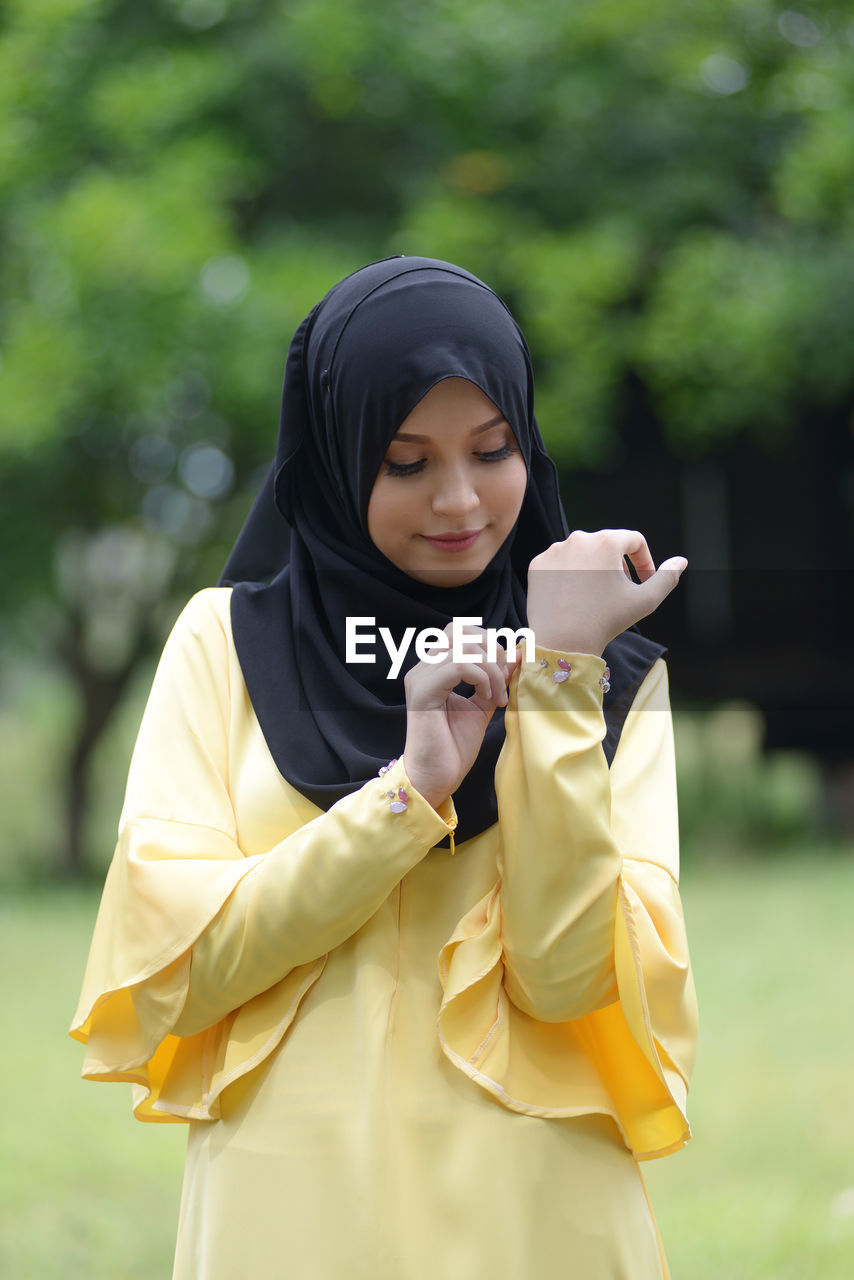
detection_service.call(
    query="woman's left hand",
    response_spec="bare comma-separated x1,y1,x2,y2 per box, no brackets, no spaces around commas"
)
527,529,687,656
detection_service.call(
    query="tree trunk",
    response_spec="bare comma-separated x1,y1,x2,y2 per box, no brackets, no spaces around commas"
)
59,624,141,879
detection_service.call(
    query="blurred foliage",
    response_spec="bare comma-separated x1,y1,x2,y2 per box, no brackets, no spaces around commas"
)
673,703,827,856
2,0,854,869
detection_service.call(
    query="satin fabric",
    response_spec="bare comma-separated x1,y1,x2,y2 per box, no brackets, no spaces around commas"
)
71,589,697,1277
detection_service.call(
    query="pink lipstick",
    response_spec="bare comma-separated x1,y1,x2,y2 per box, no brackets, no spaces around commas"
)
420,529,483,552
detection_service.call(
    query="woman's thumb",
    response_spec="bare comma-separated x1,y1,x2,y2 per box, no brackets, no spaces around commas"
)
639,556,687,610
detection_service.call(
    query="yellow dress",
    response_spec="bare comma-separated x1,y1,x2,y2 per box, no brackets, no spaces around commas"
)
71,588,697,1279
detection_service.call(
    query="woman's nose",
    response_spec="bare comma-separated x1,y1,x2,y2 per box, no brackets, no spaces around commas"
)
431,466,480,518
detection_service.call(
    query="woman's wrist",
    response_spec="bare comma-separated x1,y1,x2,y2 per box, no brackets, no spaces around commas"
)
400,753,450,811
531,635,606,659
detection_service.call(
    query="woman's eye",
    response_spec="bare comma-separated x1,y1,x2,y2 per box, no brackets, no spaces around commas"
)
475,444,515,463
384,458,426,477
383,443,516,478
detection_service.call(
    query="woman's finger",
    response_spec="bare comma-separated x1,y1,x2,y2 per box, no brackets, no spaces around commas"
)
633,557,688,615
490,661,510,705
457,661,508,705
406,632,515,710
619,530,656,582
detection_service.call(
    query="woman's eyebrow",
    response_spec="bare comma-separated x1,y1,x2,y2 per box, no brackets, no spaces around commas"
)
393,414,507,443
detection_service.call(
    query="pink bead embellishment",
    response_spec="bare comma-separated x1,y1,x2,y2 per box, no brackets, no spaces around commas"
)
378,757,398,777
389,787,408,814
553,658,571,684
600,666,611,694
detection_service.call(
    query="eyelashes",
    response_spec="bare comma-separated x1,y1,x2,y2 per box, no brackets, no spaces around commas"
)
383,443,517,478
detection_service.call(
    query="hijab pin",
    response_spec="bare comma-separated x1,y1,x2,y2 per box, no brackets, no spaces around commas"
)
553,658,571,683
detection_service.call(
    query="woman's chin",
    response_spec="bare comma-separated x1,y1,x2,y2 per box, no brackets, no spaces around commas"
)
403,561,485,589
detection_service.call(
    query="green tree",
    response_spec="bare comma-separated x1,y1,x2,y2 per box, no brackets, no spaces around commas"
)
2,0,853,873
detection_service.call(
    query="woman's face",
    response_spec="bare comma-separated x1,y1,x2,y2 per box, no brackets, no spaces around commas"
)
367,377,528,587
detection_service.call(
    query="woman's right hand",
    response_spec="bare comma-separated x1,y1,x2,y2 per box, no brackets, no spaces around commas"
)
401,622,519,810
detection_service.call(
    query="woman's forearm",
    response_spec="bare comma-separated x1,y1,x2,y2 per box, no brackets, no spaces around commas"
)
494,648,623,1023
171,758,455,1037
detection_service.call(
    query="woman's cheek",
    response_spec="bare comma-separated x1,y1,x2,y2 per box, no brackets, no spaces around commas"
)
499,458,528,517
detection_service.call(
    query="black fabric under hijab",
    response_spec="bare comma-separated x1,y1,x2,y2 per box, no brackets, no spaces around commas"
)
220,256,663,845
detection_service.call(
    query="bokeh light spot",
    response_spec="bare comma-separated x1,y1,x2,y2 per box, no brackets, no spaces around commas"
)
179,441,234,499
200,254,250,306
778,11,821,48
701,54,750,96
143,484,211,544
176,0,228,30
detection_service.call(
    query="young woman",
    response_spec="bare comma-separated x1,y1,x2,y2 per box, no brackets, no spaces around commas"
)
72,256,698,1278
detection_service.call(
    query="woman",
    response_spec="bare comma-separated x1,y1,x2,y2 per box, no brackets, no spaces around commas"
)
71,256,698,1278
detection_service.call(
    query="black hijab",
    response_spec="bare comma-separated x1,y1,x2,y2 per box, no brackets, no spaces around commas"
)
220,256,663,845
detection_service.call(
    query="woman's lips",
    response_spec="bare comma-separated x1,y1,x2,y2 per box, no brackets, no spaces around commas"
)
420,530,483,552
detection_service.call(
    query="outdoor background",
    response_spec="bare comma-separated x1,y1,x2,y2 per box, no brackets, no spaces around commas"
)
1,0,853,1275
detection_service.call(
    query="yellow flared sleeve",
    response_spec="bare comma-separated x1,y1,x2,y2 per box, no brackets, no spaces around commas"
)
70,589,456,1122
438,653,697,1160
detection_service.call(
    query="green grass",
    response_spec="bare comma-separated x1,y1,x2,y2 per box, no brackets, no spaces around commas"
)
2,853,853,1277
644,851,854,1278
0,889,185,1279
